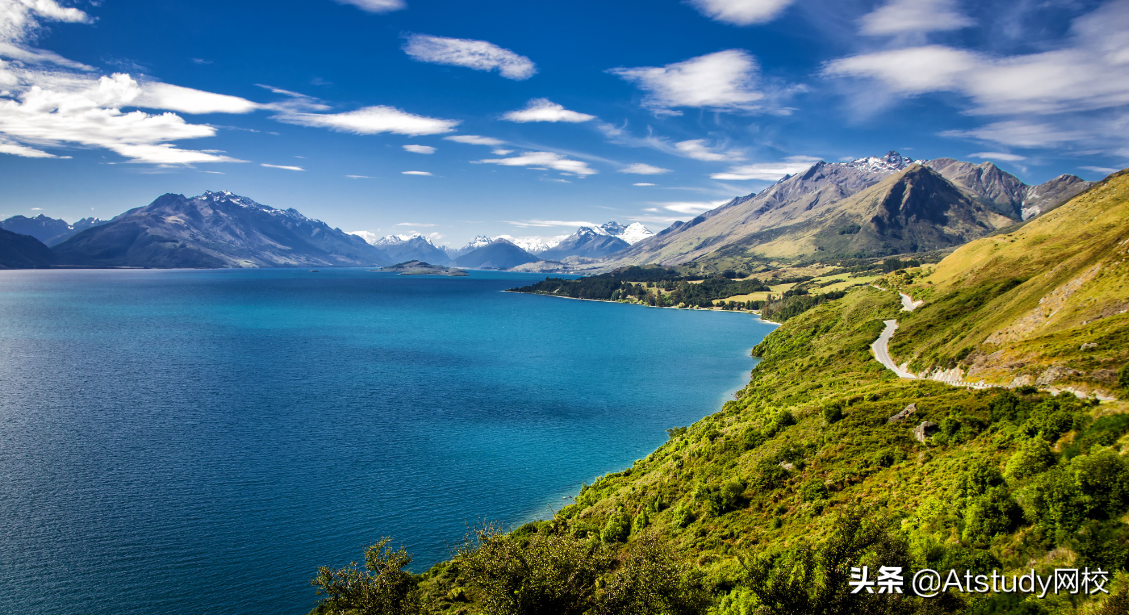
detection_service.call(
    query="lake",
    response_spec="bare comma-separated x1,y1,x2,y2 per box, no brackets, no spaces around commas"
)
0,268,776,615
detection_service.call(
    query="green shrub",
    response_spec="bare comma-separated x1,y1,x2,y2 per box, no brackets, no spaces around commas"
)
1072,450,1129,519
600,509,632,543
962,486,1022,546
672,502,695,528
1005,438,1056,480
311,538,420,615
1119,363,1129,391
821,403,843,425
800,478,828,502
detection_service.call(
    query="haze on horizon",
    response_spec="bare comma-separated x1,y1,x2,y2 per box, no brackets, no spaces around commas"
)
0,0,1126,247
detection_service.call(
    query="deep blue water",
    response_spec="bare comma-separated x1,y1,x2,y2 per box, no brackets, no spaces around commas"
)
0,268,775,615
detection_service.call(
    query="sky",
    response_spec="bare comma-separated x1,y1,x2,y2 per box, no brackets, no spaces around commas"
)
0,0,1127,247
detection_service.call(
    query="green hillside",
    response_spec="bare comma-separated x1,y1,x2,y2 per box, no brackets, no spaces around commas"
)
888,169,1129,398
307,172,1129,615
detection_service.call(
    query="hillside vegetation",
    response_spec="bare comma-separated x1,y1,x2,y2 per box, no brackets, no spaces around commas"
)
888,170,1129,398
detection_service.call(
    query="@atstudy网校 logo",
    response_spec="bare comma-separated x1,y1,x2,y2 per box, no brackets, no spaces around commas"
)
849,566,1110,598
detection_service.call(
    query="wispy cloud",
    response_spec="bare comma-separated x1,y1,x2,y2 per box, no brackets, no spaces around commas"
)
940,121,1090,148
687,0,795,26
619,163,671,175
476,151,597,176
633,182,656,186
710,156,818,180
403,144,436,154
333,0,405,13
652,200,729,215
262,163,304,171
506,219,599,228
403,34,536,80
969,151,1026,162
609,50,769,115
502,98,594,123
275,106,459,136
859,0,973,36
1079,166,1118,174
402,170,433,176
346,174,370,179
675,139,745,161
395,222,438,226
444,134,505,146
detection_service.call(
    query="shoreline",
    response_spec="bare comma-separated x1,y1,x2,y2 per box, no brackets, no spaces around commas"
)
505,289,782,325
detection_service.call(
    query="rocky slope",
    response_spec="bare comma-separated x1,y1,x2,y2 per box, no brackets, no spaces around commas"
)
366,233,452,265
452,240,540,270
52,191,388,268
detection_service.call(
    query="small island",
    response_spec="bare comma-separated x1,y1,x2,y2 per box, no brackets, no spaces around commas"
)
378,260,469,276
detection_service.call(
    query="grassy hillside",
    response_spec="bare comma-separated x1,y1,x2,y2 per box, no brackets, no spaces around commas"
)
888,169,1129,397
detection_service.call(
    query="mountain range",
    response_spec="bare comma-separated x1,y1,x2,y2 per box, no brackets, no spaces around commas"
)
0,214,106,247
606,152,1092,268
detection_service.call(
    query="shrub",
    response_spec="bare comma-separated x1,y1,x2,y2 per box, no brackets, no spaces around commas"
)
962,486,1022,546
1072,450,1129,519
1005,438,1056,480
311,538,420,615
801,479,828,503
600,509,632,543
821,403,843,425
1120,363,1129,391
672,502,695,528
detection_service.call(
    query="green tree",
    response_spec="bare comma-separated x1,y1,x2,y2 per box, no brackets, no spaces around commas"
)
311,538,419,615
594,533,709,615
1004,438,1056,480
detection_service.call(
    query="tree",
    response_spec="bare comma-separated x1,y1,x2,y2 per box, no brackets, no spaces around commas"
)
311,538,419,615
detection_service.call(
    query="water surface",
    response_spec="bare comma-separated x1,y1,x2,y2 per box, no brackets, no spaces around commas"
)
0,268,775,615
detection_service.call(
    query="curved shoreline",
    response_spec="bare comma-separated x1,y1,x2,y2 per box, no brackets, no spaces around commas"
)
505,289,782,324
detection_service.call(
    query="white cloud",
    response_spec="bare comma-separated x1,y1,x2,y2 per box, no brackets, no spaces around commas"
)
403,144,436,154
654,200,729,214
675,139,744,161
968,151,1026,162
0,73,247,164
275,106,459,136
403,34,536,80
137,82,260,114
687,0,794,26
491,148,512,155
1079,166,1118,174
402,170,433,176
633,182,656,186
262,163,304,171
477,151,597,176
506,219,600,228
333,0,405,13
710,156,818,180
609,50,766,114
619,163,671,175
1,0,91,47
859,0,974,36
0,135,56,157
940,121,1090,148
826,3,1129,118
444,134,505,146
395,222,437,226
346,174,370,179
502,98,594,123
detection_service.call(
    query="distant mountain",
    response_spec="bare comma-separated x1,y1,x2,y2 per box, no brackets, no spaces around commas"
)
453,240,540,270
606,151,1091,267
362,232,451,265
0,228,55,268
540,226,631,260
448,235,495,259
0,214,106,247
603,221,654,245
52,191,389,268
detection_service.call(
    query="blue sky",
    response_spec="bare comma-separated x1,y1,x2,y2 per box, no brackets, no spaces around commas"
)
1,0,1126,247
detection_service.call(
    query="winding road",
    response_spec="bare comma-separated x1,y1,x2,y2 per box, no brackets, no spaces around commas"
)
871,319,916,379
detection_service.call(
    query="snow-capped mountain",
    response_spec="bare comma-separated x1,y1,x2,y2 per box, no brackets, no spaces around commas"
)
609,222,654,244
354,231,451,264
540,225,631,260
0,213,107,247
835,151,923,175
494,234,567,254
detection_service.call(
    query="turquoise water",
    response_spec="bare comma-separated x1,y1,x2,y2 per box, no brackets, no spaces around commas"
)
0,268,775,615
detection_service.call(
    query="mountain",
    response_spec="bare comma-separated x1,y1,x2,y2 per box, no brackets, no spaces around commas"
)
607,151,1088,267
924,158,1091,219
452,239,540,269
364,233,451,265
889,167,1128,397
0,228,55,268
539,226,631,260
52,191,389,268
447,235,495,259
607,222,654,244
0,214,106,247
